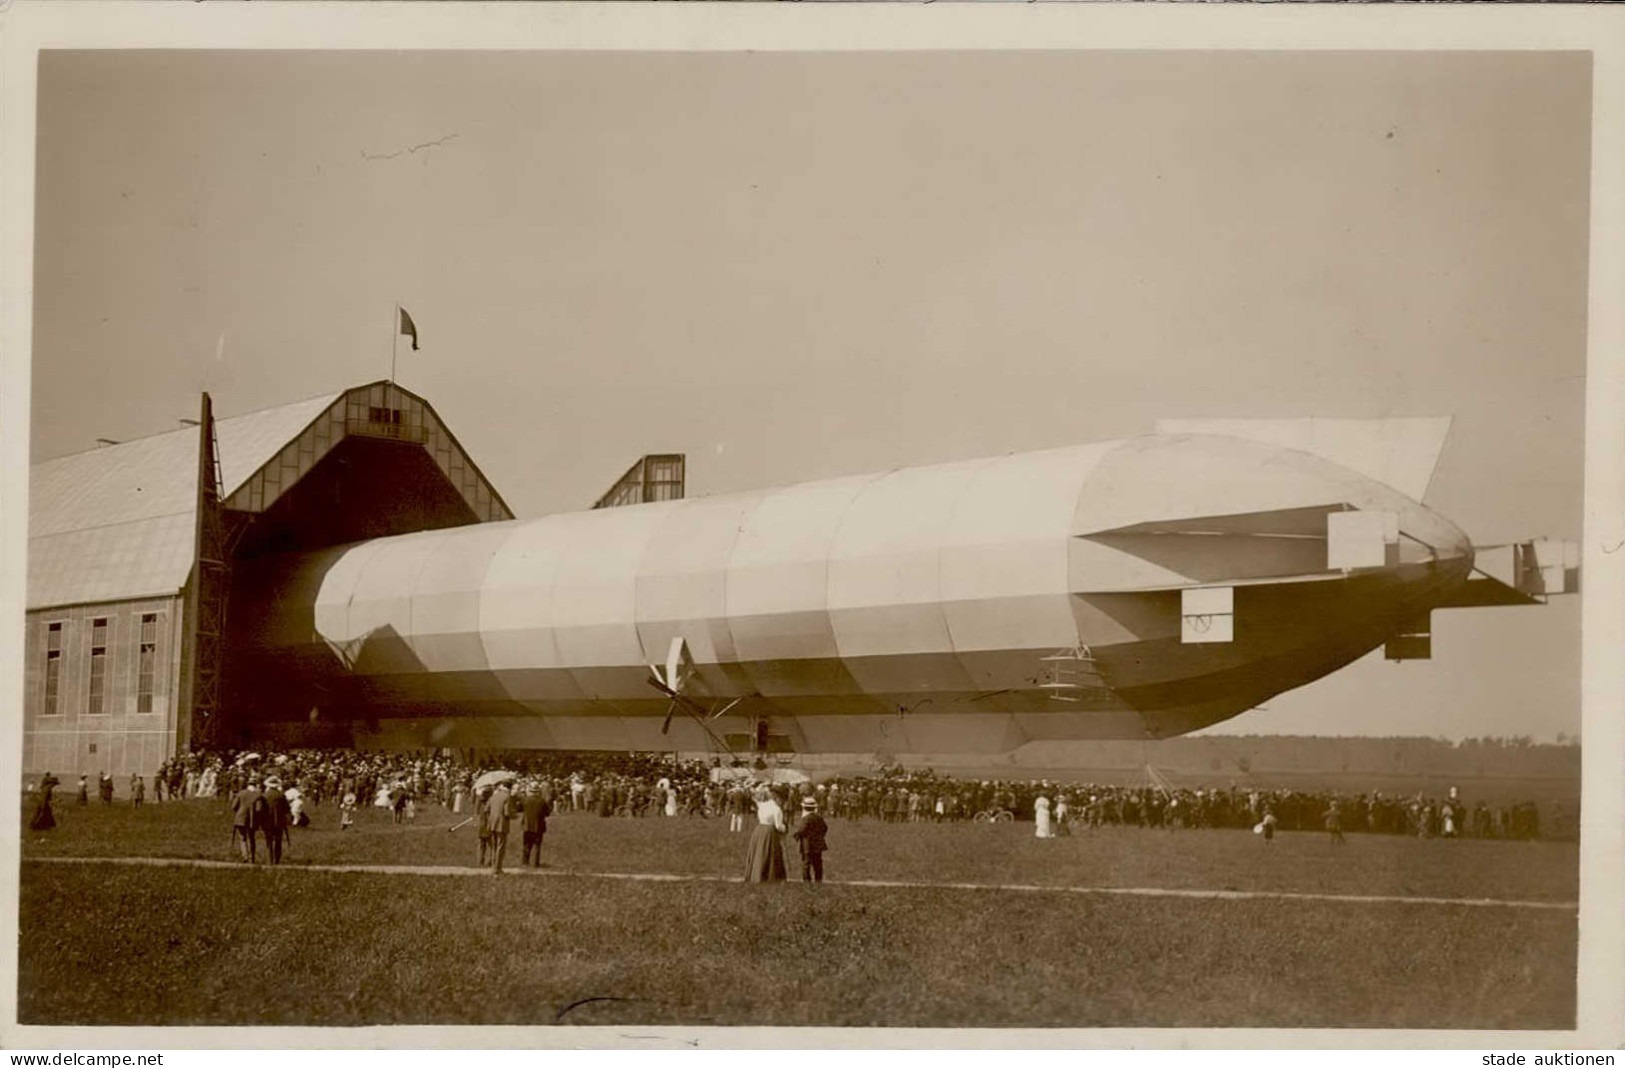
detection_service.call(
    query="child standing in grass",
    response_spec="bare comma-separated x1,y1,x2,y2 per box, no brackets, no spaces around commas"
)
340,791,357,831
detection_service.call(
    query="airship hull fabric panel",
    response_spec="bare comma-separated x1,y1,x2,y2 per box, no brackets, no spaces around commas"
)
725,473,878,695
828,456,995,692
632,490,767,696
344,529,453,675
408,523,515,673
478,514,586,705
312,537,389,663
549,501,681,703
938,443,1114,657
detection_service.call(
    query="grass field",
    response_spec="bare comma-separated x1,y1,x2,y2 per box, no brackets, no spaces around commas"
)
17,798,1579,1028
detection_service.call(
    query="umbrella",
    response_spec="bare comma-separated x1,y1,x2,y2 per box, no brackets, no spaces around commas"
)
474,769,517,790
235,752,262,766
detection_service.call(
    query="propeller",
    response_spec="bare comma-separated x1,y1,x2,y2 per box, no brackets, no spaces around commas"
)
646,675,737,754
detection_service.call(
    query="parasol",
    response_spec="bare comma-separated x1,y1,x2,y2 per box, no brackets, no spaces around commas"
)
235,752,262,766
474,769,517,790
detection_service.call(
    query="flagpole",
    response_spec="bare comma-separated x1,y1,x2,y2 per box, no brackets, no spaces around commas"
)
390,303,399,384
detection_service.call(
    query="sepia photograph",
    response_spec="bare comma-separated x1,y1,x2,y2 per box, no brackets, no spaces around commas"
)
2,8,1619,1046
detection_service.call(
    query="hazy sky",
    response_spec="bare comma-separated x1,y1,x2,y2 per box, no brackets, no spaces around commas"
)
28,49,1589,741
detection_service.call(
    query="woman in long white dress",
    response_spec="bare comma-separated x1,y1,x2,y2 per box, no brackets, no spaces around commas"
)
1034,795,1053,838
744,786,788,882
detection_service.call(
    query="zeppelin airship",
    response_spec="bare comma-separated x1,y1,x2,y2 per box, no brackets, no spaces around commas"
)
233,417,1576,756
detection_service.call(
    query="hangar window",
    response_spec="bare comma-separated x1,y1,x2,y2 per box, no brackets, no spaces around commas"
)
646,456,685,502
87,617,109,715
137,613,158,715
43,622,63,716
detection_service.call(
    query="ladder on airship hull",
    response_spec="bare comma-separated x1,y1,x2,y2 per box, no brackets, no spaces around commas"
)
1039,645,1102,702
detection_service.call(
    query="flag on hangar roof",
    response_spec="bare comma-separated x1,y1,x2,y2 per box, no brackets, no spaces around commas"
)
399,307,419,351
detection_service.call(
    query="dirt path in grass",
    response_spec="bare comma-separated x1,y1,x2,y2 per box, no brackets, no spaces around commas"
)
24,854,1578,911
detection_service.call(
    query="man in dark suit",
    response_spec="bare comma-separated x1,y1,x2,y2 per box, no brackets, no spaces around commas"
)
475,787,493,867
231,777,265,863
521,786,552,868
487,782,515,875
261,777,292,865
792,796,829,883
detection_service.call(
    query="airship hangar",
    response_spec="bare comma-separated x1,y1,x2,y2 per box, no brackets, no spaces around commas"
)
21,381,1577,780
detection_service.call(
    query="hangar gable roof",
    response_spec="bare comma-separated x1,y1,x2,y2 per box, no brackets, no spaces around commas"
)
27,391,342,609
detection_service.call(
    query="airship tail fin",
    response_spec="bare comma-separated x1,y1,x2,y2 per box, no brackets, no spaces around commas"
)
1435,537,1581,608
1155,416,1452,502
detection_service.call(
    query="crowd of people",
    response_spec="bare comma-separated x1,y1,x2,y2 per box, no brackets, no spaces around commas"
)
806,770,1555,840
24,748,1562,846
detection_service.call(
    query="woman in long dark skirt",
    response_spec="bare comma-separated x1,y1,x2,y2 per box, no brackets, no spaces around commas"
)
744,785,788,883
29,772,60,831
